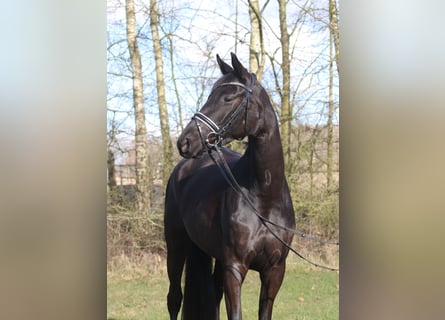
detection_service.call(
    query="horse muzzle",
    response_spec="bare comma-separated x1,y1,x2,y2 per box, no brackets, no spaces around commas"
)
177,128,205,159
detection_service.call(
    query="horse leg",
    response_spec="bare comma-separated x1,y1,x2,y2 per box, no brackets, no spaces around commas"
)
165,229,189,320
166,247,186,320
223,263,247,320
213,260,224,320
258,262,286,320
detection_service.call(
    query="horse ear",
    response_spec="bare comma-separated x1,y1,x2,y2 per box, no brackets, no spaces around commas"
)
216,54,233,75
230,52,250,82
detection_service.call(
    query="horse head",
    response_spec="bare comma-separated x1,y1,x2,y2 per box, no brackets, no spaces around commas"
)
177,53,264,158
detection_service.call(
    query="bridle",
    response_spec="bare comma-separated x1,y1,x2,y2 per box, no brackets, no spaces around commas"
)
192,73,255,150
190,73,339,271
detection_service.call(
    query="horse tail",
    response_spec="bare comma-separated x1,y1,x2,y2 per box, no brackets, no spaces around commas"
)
182,244,218,320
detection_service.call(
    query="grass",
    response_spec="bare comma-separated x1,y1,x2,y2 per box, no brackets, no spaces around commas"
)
107,253,338,320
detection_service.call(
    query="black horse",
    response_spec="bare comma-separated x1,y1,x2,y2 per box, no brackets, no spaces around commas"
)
164,53,295,320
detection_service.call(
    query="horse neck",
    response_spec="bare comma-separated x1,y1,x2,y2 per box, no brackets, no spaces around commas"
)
246,104,285,196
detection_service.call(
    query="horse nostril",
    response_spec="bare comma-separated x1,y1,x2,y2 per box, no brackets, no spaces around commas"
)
178,138,190,155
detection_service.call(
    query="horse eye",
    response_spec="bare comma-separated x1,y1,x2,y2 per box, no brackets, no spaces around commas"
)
224,95,234,102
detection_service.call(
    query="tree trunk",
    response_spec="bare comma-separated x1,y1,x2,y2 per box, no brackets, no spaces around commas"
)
248,0,264,81
149,0,174,187
329,0,339,74
278,0,291,172
125,0,151,213
326,0,339,191
107,149,117,192
166,33,183,133
326,0,337,192
234,0,239,54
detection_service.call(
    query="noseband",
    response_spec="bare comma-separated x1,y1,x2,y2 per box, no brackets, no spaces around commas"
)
192,74,255,150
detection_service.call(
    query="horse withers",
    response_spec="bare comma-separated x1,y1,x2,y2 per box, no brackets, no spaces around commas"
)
164,53,295,320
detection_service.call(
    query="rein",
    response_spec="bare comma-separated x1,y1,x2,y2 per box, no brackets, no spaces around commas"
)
192,75,339,272
209,145,339,272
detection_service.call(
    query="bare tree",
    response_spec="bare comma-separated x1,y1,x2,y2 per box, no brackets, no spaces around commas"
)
247,0,266,80
329,0,339,74
125,0,151,213
107,149,117,191
326,0,339,191
166,33,184,133
149,0,174,187
278,0,292,171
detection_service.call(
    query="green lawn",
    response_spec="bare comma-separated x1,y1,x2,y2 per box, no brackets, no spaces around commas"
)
107,255,338,320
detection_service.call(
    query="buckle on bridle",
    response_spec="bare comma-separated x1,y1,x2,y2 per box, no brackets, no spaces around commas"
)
205,132,222,148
